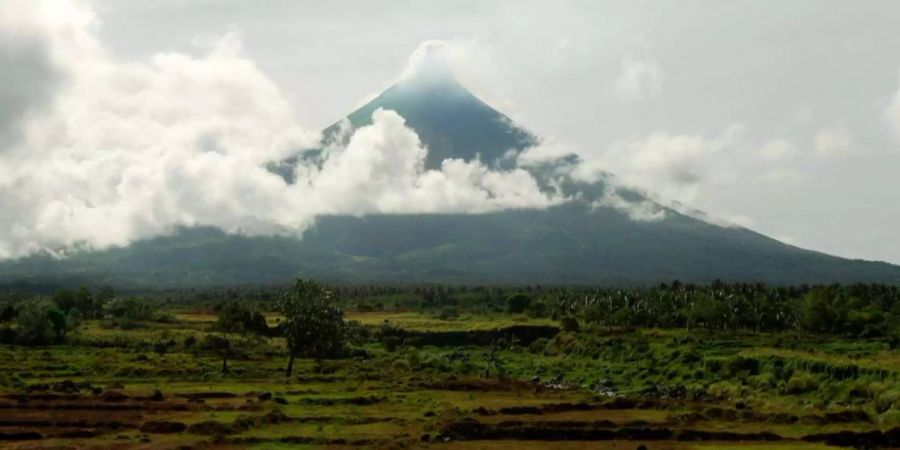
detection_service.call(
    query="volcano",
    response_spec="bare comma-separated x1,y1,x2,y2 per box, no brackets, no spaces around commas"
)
2,57,900,289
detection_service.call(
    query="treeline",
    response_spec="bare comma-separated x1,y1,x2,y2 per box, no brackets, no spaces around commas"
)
0,286,166,345
3,281,900,343
407,282,900,339
0,281,350,375
557,282,900,338
334,282,900,338
331,282,900,338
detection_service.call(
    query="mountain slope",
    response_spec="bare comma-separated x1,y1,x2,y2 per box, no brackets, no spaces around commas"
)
3,204,898,290
1,70,899,289
323,77,537,169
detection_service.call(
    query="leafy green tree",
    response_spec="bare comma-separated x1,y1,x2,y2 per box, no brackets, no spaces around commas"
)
94,286,116,316
52,289,77,314
74,287,95,319
0,304,16,323
507,293,532,314
15,300,72,345
560,316,580,332
799,288,841,333
209,301,266,373
277,280,346,377
104,298,158,321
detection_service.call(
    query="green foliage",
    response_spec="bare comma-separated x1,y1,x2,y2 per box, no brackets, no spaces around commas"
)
527,337,549,354
560,316,580,332
104,297,159,321
784,372,819,395
507,293,532,314
13,299,73,345
209,301,268,373
0,303,16,323
438,306,460,320
277,279,347,377
216,301,269,336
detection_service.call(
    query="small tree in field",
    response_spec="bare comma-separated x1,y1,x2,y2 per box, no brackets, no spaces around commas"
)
207,301,266,373
507,293,532,314
277,279,346,378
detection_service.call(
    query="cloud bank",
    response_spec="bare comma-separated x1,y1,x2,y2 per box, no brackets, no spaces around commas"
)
885,71,900,143
612,56,664,102
0,1,558,259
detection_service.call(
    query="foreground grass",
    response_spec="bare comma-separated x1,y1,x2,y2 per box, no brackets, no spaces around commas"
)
2,309,899,449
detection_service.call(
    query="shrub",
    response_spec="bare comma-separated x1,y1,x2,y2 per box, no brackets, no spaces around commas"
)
784,372,819,395
749,373,777,390
560,316,580,332
876,389,900,414
392,359,410,371
15,300,72,345
507,293,532,314
383,336,402,352
707,381,741,400
438,306,460,320
528,337,549,354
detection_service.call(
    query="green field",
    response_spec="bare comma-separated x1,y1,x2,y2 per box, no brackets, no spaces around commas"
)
1,283,900,449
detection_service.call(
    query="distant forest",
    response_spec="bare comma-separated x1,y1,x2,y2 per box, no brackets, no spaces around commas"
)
3,281,899,343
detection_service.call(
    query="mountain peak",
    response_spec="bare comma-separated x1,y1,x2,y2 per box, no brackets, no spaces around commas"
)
398,40,461,89
321,41,537,169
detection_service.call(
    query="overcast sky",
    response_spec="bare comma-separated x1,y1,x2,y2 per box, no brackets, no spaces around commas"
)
2,1,900,263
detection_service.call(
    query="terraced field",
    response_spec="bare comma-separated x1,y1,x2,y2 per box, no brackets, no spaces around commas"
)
2,310,900,449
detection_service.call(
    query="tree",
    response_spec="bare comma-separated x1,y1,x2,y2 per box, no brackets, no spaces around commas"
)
560,316,580,332
507,293,532,314
52,289,77,314
15,300,72,345
95,286,116,316
104,297,157,321
799,288,840,333
0,304,16,323
277,279,346,378
208,301,266,373
74,287,95,319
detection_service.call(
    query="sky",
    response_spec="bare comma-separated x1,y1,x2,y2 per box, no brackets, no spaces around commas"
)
2,0,900,264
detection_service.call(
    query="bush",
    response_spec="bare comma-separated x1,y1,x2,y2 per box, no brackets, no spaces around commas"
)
438,306,460,320
749,373,777,390
104,298,159,321
507,293,532,314
15,300,72,345
876,389,900,414
784,372,819,395
560,316,580,332
392,359,411,371
528,337,549,354
383,335,402,352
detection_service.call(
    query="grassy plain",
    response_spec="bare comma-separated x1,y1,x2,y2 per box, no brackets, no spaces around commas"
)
1,304,899,449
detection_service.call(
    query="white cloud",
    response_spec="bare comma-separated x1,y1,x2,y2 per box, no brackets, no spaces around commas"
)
516,139,577,167
302,109,559,216
885,70,900,143
0,0,70,148
813,125,855,158
758,168,809,188
572,125,742,207
593,187,666,222
0,2,560,260
612,56,664,102
759,139,796,162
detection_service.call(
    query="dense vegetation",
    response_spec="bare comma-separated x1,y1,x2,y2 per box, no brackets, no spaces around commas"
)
331,282,900,338
5,281,897,347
